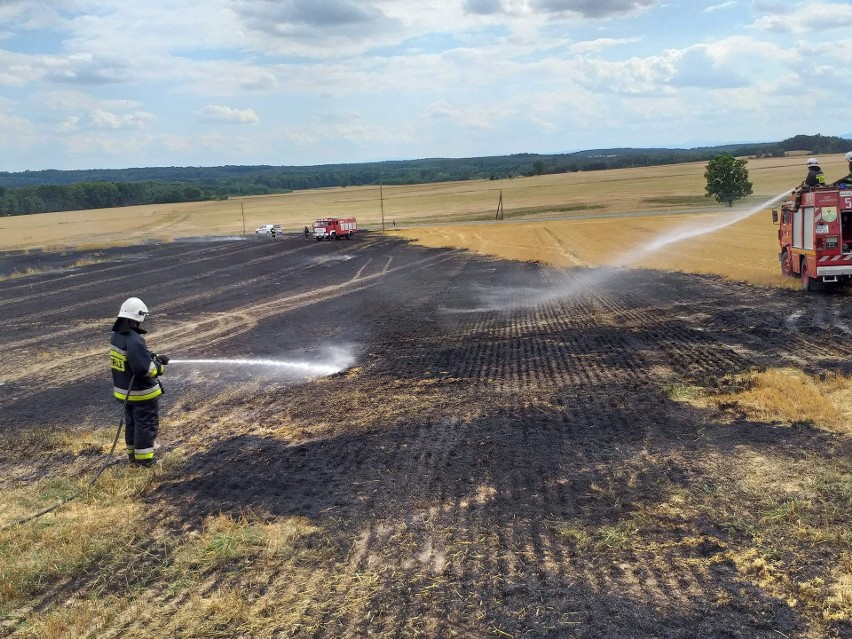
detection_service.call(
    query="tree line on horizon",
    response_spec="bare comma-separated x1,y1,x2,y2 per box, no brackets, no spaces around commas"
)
0,134,848,217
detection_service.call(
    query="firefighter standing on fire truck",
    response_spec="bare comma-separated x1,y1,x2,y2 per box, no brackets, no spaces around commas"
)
803,157,826,188
794,158,826,210
109,297,169,467
832,151,852,187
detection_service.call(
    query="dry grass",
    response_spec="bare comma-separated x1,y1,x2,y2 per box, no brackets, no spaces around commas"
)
653,368,852,628
1,425,120,463
727,369,851,433
396,205,796,287
663,367,851,434
172,512,331,570
0,256,105,282
708,368,851,434
0,475,146,612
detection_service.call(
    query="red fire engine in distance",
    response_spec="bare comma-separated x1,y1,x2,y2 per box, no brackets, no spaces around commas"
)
312,217,357,241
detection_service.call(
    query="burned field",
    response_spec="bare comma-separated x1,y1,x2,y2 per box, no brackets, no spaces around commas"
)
1,233,850,638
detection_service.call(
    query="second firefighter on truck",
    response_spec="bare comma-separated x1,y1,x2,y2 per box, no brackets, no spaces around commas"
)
109,297,169,467
793,157,826,210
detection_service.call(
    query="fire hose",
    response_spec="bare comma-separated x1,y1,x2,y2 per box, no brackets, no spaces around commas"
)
1,374,137,530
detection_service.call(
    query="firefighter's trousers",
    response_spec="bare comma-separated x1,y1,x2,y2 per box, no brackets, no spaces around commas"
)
124,399,159,462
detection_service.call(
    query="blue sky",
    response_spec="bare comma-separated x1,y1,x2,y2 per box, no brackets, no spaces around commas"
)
0,0,850,171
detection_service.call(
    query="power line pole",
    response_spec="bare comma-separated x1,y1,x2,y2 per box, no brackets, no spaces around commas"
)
240,201,246,235
380,180,385,232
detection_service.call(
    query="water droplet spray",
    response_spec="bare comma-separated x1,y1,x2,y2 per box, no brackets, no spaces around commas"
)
442,190,792,313
167,347,355,378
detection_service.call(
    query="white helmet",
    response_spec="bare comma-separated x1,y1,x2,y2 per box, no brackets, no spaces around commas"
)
806,157,819,167
117,297,149,322
845,151,852,163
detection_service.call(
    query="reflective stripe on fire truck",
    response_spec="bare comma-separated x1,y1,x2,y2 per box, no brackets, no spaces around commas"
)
816,253,852,276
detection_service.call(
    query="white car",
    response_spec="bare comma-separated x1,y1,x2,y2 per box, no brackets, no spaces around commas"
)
255,224,283,236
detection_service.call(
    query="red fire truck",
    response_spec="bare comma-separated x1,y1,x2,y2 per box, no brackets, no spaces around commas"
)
773,186,852,290
312,217,357,241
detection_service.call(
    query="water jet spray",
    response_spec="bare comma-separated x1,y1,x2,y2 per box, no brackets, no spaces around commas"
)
442,190,793,314
615,191,790,265
169,358,346,377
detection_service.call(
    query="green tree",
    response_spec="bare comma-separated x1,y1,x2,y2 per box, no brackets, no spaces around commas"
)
704,154,753,207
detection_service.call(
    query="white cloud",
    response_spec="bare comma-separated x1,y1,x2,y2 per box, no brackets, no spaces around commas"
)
533,0,658,18
668,45,749,89
47,53,135,85
0,108,34,146
195,105,260,124
425,101,494,130
88,108,155,129
751,2,852,34
232,0,401,51
57,115,80,132
704,1,737,13
569,37,641,54
62,130,156,160
272,109,414,148
463,0,659,19
463,0,531,16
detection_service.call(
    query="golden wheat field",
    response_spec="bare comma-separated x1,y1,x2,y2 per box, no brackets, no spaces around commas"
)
2,153,850,291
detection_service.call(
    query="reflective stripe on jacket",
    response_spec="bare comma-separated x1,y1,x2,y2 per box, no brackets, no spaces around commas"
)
110,329,163,402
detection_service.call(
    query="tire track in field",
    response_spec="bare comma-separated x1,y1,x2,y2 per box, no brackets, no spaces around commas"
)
0,243,377,349
0,238,343,323
0,239,262,305
0,236,383,344
537,226,585,266
1,249,458,402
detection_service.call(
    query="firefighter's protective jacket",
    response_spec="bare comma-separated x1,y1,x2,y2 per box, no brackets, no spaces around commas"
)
833,172,852,187
805,166,825,188
110,326,164,402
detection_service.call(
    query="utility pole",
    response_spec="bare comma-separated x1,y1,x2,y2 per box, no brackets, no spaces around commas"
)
241,201,246,235
380,180,385,232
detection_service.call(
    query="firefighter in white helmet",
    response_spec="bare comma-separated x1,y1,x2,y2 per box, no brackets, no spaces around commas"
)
832,151,852,187
804,158,826,188
794,158,826,210
109,297,169,467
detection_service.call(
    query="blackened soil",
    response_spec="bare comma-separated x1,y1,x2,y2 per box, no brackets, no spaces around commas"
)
2,233,850,639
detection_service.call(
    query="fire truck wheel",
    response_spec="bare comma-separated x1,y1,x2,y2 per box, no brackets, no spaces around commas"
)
801,262,818,291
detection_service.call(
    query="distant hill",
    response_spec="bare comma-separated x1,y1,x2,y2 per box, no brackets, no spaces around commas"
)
1,134,850,217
